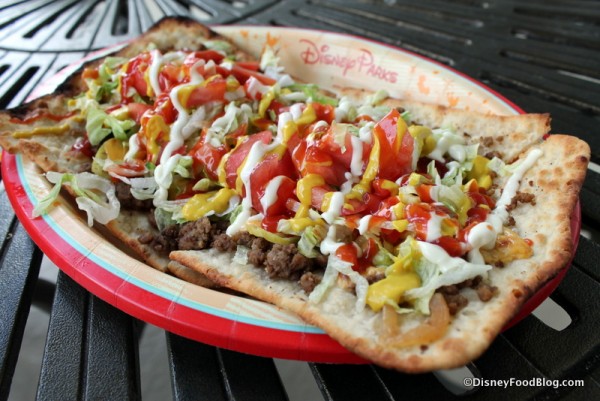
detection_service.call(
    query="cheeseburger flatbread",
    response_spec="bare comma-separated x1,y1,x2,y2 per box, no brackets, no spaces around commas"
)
0,17,589,372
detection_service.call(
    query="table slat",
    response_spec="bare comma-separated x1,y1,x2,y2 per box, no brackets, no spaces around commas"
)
166,333,227,401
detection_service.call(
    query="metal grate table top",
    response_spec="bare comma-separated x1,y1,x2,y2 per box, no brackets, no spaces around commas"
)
1,1,599,400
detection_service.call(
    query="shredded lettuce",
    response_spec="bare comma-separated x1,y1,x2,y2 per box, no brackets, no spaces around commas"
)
288,83,338,106
203,40,234,54
87,57,127,101
405,241,491,314
153,207,176,232
34,172,120,226
86,106,136,146
298,225,327,258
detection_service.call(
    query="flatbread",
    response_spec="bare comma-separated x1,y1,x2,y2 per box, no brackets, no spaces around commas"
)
0,17,590,372
171,134,589,372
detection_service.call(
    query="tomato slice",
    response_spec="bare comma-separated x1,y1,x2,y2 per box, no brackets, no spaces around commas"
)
185,78,228,108
373,108,414,181
183,50,225,67
432,236,465,257
292,142,347,186
105,160,147,178
189,138,228,181
221,64,277,85
312,103,335,125
121,53,151,100
405,203,431,241
127,103,152,124
224,131,273,189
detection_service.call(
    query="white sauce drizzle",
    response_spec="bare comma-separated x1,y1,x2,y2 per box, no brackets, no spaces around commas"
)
349,135,363,176
358,215,372,235
321,192,345,224
260,175,287,214
466,148,544,262
425,213,445,242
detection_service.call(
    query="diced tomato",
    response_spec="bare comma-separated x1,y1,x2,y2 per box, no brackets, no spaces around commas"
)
183,50,225,68
121,53,151,99
224,131,273,189
416,184,435,203
357,237,379,272
374,196,401,219
260,216,284,233
105,160,146,178
432,236,465,257
266,100,289,119
467,191,496,209
159,63,184,92
336,244,359,268
189,138,228,181
318,125,372,174
380,228,406,246
153,94,178,124
127,103,152,124
405,203,431,241
220,64,276,85
71,137,94,158
185,77,228,108
250,153,297,216
312,103,335,125
340,193,382,216
306,147,347,186
372,108,414,181
82,67,99,80
235,61,261,71
300,120,329,138
308,185,335,211
465,206,490,227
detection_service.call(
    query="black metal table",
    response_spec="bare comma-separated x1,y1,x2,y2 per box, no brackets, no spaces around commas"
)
1,1,599,400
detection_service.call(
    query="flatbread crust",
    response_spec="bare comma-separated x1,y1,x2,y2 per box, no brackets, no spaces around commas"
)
171,134,589,372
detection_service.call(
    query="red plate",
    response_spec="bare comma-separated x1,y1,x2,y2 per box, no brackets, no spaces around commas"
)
1,26,581,362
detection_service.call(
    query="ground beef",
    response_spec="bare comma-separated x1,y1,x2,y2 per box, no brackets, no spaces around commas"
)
138,232,154,244
152,224,179,252
247,237,271,267
315,254,328,268
364,267,386,284
177,217,220,250
115,181,153,210
265,244,313,280
437,284,469,315
333,224,354,243
436,276,497,315
476,283,498,302
506,191,536,212
484,150,503,160
231,231,255,247
212,233,237,252
300,272,321,294
481,136,494,148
